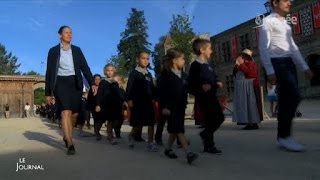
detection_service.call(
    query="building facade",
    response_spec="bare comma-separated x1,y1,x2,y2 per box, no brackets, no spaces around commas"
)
211,0,320,99
0,75,43,118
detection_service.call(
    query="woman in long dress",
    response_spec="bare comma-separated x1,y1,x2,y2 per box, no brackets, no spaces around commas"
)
232,49,261,130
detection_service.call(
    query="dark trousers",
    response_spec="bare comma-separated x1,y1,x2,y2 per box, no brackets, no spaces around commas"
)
271,58,301,138
199,91,225,147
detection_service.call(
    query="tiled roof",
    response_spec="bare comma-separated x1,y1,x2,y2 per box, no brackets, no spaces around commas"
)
0,75,44,82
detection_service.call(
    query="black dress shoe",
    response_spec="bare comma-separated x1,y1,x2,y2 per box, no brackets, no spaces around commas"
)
186,152,198,164
63,137,68,148
204,146,222,154
164,149,178,159
135,137,146,142
67,145,76,155
251,124,259,130
242,125,252,130
242,124,259,130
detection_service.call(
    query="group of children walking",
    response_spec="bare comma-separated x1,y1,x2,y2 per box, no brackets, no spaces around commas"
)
83,38,224,164
87,66,126,143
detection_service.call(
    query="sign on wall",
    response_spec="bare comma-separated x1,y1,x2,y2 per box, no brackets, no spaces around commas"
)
313,2,320,28
292,12,301,34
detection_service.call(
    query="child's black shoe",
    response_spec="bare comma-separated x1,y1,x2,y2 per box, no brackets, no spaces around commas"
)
164,149,178,159
204,146,222,154
186,152,198,164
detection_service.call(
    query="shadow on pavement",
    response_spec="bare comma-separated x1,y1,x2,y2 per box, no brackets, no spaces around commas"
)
23,131,65,151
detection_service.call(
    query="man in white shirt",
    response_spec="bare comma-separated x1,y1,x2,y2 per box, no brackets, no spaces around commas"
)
24,103,31,118
259,0,313,152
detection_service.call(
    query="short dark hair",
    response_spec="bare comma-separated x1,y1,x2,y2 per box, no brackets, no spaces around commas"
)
192,38,211,56
162,48,184,72
270,0,280,8
104,63,115,70
93,74,101,79
58,25,71,34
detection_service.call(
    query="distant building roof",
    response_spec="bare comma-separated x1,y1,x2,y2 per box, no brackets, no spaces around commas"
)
0,75,43,82
164,34,172,45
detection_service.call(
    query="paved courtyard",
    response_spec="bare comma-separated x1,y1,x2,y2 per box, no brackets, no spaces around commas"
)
0,111,319,180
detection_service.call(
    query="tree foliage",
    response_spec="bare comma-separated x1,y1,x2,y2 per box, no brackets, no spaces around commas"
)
23,70,40,75
107,54,128,77
117,8,151,73
34,88,45,105
0,43,21,75
152,36,166,77
169,13,195,66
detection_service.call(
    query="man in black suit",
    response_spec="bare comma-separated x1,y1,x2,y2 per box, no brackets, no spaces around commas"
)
45,25,93,155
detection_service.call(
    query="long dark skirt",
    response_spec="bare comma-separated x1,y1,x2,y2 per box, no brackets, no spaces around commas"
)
167,108,185,134
130,101,155,127
104,105,122,122
92,111,106,124
54,76,82,113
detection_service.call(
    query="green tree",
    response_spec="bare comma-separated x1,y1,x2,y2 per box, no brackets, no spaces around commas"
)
23,70,40,75
34,88,45,105
117,8,151,73
169,12,195,66
152,35,166,77
107,54,128,77
0,43,21,75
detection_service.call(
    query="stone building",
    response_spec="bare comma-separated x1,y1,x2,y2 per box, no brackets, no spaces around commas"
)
211,0,320,99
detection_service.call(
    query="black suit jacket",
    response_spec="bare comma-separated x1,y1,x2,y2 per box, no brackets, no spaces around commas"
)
96,80,122,109
45,44,93,96
188,60,218,96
